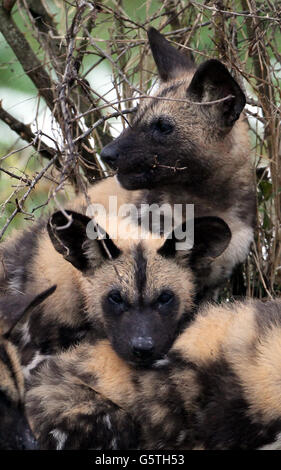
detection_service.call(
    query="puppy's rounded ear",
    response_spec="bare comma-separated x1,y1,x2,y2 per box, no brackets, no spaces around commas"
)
187,59,246,129
47,210,121,272
158,216,231,265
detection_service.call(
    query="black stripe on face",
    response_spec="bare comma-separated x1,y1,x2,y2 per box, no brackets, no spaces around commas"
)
134,245,147,301
133,83,182,126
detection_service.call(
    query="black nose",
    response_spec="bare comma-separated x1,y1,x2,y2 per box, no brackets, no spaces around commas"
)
100,143,119,169
132,337,154,360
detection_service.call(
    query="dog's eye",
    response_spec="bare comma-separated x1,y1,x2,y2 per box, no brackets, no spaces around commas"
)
108,291,123,305
157,291,174,305
151,117,174,135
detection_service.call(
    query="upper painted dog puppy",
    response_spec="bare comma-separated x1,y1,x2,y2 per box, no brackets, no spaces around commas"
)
97,27,256,296
27,298,281,450
0,285,55,449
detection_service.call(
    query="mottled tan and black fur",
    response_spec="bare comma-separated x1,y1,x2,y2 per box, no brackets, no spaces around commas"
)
0,286,55,449
27,298,281,450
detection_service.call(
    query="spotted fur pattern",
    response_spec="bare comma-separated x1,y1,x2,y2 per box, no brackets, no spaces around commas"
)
27,299,281,450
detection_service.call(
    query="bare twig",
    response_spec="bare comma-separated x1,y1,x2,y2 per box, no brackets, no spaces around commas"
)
0,155,57,240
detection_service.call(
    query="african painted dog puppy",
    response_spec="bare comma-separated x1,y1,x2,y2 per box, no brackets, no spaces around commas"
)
94,27,256,297
0,208,230,374
27,298,281,450
47,212,229,368
4,210,229,375
0,285,55,449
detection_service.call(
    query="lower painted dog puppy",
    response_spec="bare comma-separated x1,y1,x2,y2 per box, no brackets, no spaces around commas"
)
1,210,231,374
27,298,281,450
0,285,55,449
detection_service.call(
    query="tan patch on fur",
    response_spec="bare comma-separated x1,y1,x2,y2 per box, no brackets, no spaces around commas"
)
222,302,257,355
173,302,256,364
70,177,141,217
173,303,235,363
62,402,101,419
148,402,171,424
79,340,135,407
228,318,281,423
30,230,84,325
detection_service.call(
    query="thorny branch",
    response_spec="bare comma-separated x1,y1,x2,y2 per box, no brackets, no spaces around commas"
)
0,155,57,240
